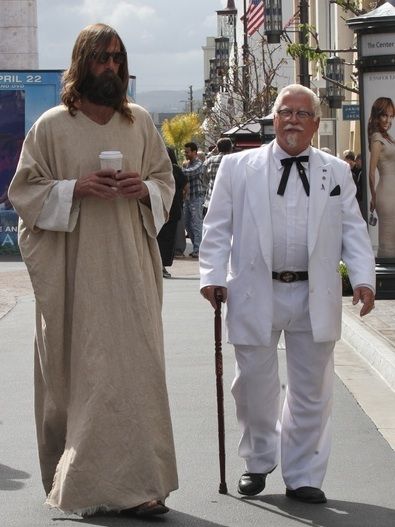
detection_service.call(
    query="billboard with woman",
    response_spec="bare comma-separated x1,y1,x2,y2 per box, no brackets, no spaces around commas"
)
367,96,395,258
363,70,395,258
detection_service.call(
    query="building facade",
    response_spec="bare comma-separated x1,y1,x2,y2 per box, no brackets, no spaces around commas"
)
0,0,38,69
202,1,384,156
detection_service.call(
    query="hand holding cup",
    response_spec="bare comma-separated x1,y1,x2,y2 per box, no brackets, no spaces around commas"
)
73,150,123,200
115,171,149,201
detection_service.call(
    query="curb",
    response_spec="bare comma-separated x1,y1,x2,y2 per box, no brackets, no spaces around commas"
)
341,310,395,392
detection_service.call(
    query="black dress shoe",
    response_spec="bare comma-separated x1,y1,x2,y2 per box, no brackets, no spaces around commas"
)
286,486,327,504
238,472,268,496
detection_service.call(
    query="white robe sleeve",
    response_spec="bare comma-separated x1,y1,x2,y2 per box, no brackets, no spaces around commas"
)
138,180,166,238
35,180,80,232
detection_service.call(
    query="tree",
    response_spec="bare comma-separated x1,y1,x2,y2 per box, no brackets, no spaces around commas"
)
161,113,204,159
285,0,383,95
202,38,287,145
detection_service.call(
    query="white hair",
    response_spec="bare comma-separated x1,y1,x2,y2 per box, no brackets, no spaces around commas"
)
272,84,322,120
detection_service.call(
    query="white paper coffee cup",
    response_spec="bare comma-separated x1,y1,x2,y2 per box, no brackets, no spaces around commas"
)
99,150,123,171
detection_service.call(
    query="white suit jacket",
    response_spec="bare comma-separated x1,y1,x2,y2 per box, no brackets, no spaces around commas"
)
199,141,376,346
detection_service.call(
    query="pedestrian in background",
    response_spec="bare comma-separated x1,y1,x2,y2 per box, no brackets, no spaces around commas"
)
183,141,204,258
158,147,187,278
200,84,375,505
320,146,332,155
202,137,233,216
343,149,355,167
353,153,363,211
8,23,178,517
343,150,363,211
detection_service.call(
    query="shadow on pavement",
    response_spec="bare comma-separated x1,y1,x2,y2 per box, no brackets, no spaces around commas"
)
52,510,227,526
237,493,395,527
0,463,30,490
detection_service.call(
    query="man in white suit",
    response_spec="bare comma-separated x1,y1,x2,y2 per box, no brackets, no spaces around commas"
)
200,85,375,504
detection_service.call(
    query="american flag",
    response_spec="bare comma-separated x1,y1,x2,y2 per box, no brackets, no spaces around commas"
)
246,0,265,36
283,10,300,30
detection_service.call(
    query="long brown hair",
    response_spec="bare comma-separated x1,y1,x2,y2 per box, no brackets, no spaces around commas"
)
61,23,134,122
367,97,395,149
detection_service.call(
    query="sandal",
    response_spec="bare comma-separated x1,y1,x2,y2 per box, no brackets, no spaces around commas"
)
122,500,169,517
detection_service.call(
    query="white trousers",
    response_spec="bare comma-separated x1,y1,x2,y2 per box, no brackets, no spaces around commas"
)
231,281,335,490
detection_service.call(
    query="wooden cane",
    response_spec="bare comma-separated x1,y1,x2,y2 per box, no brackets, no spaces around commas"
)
214,287,228,494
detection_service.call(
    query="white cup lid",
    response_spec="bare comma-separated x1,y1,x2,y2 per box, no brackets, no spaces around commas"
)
99,150,123,158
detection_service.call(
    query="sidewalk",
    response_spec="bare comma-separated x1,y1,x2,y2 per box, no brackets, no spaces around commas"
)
170,254,395,389
1,253,395,453
146,254,395,452
342,297,395,391
1,255,395,526
2,254,395,389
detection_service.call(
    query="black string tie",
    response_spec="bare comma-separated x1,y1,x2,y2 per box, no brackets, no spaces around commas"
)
278,156,309,196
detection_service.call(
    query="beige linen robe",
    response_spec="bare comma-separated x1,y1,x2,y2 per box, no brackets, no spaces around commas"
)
8,104,178,514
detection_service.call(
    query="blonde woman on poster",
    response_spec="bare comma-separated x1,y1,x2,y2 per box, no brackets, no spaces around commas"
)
368,97,395,257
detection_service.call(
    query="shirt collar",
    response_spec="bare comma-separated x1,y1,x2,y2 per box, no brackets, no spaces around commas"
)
273,141,311,170
188,157,202,167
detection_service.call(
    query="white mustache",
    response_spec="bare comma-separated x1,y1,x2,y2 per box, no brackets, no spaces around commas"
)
284,124,304,131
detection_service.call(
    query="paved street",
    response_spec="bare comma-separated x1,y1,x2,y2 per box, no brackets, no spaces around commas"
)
1,258,395,526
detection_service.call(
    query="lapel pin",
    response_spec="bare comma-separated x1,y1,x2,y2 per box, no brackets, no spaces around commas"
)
321,184,325,190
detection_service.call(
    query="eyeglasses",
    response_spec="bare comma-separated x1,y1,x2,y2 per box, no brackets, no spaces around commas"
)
277,109,315,120
91,51,126,65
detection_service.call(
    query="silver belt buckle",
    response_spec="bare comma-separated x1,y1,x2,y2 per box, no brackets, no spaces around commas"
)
279,271,297,283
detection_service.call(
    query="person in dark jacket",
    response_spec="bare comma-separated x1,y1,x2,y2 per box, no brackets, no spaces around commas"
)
157,147,187,277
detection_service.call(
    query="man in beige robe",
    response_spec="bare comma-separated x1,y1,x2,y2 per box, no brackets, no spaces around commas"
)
8,23,178,517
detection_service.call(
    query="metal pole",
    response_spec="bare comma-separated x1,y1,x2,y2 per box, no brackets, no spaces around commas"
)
233,7,239,87
188,85,193,113
242,0,250,113
299,0,310,87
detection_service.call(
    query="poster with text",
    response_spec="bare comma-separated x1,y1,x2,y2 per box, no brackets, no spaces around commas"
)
0,71,62,254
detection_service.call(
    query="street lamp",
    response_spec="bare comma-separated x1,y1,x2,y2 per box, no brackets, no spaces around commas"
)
263,0,283,44
264,0,310,87
215,37,230,91
325,56,345,108
259,113,275,144
203,60,220,109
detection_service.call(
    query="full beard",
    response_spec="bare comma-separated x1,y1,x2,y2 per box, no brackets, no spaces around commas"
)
79,70,125,108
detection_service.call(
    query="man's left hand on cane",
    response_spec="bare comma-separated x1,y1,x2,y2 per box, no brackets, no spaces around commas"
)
352,286,375,317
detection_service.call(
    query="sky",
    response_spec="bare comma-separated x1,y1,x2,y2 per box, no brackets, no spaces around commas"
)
37,0,238,94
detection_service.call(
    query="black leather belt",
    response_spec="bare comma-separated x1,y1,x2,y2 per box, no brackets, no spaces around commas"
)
272,271,308,283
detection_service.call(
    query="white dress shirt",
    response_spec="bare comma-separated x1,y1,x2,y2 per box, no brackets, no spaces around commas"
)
270,142,311,273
